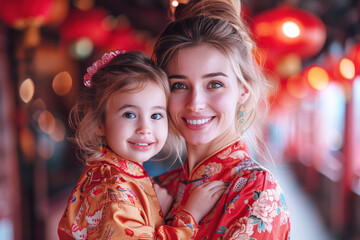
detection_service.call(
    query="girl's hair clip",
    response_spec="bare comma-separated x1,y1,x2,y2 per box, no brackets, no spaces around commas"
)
83,50,126,88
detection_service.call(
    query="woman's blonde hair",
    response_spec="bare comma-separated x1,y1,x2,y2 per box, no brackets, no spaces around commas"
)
153,0,275,163
70,51,170,164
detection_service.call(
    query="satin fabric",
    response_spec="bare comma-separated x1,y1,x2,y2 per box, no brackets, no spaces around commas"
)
155,139,291,240
58,149,199,239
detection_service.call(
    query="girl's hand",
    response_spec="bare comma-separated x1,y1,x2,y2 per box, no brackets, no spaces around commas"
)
154,184,173,216
183,181,227,223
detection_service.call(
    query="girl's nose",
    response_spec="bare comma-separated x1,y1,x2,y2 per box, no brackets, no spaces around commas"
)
186,88,205,112
136,119,152,135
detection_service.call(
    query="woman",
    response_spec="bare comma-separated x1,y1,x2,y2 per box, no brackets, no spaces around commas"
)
152,1,291,239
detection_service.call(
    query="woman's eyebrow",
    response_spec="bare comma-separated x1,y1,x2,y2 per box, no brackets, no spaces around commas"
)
168,74,186,79
202,72,228,78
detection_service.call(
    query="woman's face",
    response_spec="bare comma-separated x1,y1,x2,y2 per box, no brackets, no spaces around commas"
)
166,44,247,146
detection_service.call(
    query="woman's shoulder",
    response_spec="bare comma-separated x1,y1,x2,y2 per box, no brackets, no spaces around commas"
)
228,162,284,196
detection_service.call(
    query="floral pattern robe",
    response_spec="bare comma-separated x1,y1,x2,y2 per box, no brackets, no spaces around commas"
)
155,140,291,240
58,149,199,240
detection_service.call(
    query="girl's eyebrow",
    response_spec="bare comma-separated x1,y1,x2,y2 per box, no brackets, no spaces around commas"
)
153,106,167,111
118,104,166,111
118,104,137,110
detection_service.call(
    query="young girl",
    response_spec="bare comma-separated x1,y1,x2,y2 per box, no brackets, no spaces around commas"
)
57,50,227,239
153,0,291,239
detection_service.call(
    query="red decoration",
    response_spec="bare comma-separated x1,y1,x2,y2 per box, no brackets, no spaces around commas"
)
103,28,148,54
0,0,53,28
347,43,360,75
251,6,326,60
60,8,112,47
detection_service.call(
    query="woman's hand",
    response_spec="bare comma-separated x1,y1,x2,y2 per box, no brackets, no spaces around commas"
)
154,183,174,216
183,181,227,223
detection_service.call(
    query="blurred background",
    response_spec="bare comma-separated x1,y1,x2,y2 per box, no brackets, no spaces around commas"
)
0,0,359,239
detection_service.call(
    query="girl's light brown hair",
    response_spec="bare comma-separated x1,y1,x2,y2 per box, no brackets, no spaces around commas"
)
153,0,275,163
70,51,170,164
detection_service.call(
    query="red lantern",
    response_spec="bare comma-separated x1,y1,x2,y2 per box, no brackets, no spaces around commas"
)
103,28,148,54
251,6,326,60
0,0,53,47
0,0,52,28
60,8,112,47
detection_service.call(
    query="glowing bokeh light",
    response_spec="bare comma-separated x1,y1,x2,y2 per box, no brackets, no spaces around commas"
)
50,119,66,142
70,37,93,59
19,78,35,103
74,0,94,11
282,21,301,38
52,71,73,96
172,0,179,7
38,111,55,134
19,127,35,160
339,58,355,80
307,66,329,90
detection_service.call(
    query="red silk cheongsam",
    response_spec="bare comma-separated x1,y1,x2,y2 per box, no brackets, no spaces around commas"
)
155,140,291,240
58,149,199,240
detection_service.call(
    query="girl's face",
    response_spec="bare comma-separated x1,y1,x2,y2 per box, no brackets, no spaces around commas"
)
167,44,247,147
99,82,168,164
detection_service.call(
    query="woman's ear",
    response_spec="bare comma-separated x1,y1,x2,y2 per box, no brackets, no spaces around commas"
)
238,84,250,105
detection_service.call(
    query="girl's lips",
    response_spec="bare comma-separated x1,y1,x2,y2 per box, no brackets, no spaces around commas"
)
128,141,154,151
182,116,215,130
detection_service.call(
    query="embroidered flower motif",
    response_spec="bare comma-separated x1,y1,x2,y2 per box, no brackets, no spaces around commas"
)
86,208,103,229
176,183,186,203
71,226,87,240
248,172,257,182
233,177,247,192
266,172,277,184
218,149,250,160
193,162,222,179
251,189,279,233
223,217,254,240
231,159,255,178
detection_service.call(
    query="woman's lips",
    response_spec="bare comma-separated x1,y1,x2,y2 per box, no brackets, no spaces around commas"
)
182,116,215,130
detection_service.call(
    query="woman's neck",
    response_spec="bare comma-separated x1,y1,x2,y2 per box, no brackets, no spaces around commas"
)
186,132,239,174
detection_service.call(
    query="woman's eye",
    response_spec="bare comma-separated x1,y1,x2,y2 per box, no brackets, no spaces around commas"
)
151,113,163,120
123,112,136,119
171,82,187,91
208,81,223,89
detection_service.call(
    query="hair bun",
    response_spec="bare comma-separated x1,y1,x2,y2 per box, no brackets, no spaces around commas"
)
173,0,241,20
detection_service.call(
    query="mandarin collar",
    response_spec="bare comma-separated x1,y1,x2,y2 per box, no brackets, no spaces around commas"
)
90,148,148,178
186,138,250,180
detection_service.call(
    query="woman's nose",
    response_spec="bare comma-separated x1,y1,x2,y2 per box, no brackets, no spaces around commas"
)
186,88,205,112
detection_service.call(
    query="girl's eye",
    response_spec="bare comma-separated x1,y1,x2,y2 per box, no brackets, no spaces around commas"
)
208,81,223,89
151,113,163,120
171,82,187,91
123,112,136,119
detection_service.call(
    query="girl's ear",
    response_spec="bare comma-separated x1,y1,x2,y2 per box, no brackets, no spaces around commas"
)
238,84,250,105
95,123,105,136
